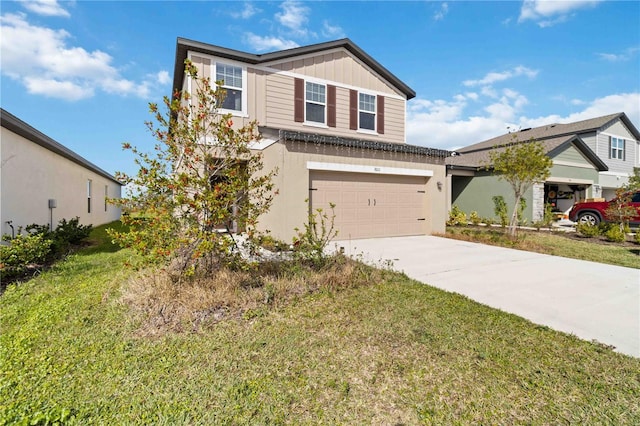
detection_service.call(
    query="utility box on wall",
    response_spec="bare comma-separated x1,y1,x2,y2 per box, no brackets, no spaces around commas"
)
48,199,57,209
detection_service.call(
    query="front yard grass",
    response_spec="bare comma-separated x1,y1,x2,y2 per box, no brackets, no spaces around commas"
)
1,223,639,424
444,225,640,269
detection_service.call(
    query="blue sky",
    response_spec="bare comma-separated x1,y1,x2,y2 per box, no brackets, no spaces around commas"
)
1,0,639,178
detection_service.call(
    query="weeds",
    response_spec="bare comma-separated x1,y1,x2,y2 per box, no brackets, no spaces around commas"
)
122,255,385,336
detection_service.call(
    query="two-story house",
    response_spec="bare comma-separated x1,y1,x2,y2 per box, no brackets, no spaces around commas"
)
172,38,450,241
446,113,640,223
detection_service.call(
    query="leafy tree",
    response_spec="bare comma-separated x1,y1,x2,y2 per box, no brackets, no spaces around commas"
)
604,167,640,233
109,60,277,277
488,137,552,236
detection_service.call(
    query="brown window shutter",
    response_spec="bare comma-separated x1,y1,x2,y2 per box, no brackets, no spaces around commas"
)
349,89,357,130
377,95,385,134
327,85,336,127
608,136,612,159
294,78,304,122
622,139,626,161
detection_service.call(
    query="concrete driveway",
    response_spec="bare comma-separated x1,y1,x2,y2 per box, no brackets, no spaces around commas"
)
332,236,640,358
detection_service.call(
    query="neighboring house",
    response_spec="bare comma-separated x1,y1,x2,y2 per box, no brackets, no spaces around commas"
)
446,131,609,223
173,38,450,241
1,109,121,236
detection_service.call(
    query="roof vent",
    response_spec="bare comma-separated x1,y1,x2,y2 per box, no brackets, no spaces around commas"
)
520,128,532,132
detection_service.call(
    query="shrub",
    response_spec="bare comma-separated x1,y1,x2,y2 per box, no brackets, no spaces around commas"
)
604,226,625,243
293,201,338,267
447,205,467,226
469,211,481,226
517,197,528,226
0,233,53,281
492,196,508,228
1,217,93,283
635,231,640,244
482,217,495,226
576,222,600,238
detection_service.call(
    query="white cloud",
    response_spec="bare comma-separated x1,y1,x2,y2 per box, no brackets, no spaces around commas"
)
156,70,171,85
244,32,299,51
463,66,538,87
231,2,260,19
525,93,640,129
518,0,601,27
0,13,167,101
321,20,345,38
597,47,640,62
407,89,640,151
433,3,449,21
24,77,93,101
276,0,310,37
19,0,70,17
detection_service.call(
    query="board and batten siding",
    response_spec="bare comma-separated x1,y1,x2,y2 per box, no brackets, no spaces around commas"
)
553,144,593,165
188,51,407,145
266,50,403,98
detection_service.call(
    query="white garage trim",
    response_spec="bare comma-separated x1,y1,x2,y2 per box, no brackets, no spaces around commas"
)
547,176,594,185
307,161,434,177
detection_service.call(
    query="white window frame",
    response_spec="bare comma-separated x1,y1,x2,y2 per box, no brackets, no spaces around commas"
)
87,179,92,214
611,137,624,160
358,92,376,133
214,61,247,116
305,81,327,126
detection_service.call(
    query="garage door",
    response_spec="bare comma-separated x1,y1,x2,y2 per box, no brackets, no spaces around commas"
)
309,171,427,239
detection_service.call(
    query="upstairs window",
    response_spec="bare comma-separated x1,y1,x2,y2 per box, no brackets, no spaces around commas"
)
305,82,326,124
359,93,376,131
216,63,243,112
610,137,625,160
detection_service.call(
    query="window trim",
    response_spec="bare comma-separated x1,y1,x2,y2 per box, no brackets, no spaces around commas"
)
611,136,625,160
87,179,92,214
358,92,377,132
304,81,327,126
214,61,247,116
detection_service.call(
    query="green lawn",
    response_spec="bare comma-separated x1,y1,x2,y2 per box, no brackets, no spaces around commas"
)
1,223,639,424
444,225,640,269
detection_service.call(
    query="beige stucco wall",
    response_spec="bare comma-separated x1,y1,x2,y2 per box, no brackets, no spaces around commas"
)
257,141,447,242
1,127,121,236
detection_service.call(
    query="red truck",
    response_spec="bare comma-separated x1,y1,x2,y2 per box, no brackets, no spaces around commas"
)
568,191,640,226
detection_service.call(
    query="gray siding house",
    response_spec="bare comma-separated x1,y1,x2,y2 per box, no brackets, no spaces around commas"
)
446,113,639,221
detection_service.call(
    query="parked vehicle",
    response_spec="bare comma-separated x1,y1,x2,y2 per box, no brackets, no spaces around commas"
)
568,191,640,226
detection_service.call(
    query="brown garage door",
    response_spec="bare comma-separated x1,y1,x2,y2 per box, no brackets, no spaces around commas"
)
309,171,428,239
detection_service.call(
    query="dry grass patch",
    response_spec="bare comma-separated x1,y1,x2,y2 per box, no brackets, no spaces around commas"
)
121,255,387,336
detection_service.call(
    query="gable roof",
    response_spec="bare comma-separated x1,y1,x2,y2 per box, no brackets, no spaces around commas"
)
458,112,640,154
447,134,608,172
172,37,416,100
0,109,121,185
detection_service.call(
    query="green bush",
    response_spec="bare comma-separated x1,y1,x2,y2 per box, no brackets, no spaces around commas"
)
604,226,625,243
634,231,640,244
0,233,53,280
1,217,92,282
517,197,528,226
447,205,467,226
469,211,481,226
492,196,508,228
576,222,600,238
482,217,495,226
293,201,338,267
